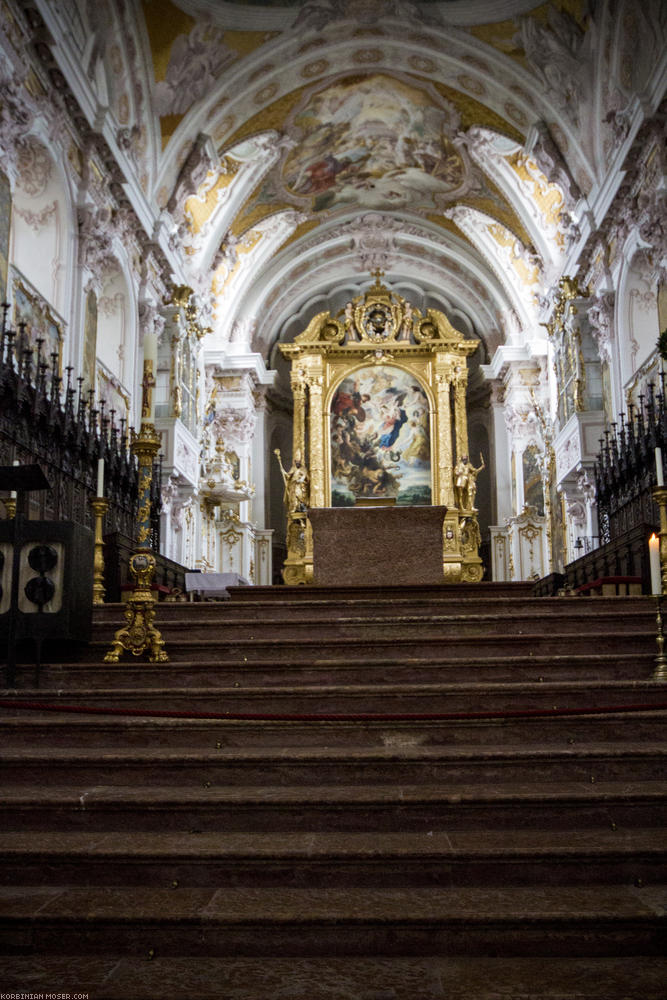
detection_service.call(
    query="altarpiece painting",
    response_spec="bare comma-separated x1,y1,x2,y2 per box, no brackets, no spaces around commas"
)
278,275,483,585
331,366,431,506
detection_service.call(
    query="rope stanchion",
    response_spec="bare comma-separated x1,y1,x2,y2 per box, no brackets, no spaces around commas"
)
1,697,666,724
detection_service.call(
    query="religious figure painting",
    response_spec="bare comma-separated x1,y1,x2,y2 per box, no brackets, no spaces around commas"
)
282,74,466,213
97,361,130,428
0,169,11,303
11,269,64,367
82,290,98,393
330,365,431,506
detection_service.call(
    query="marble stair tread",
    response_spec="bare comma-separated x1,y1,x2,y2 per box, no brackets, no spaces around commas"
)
2,688,664,717
86,630,656,650
1,710,665,750
2,827,665,859
20,651,658,674
4,678,664,698
1,884,664,921
89,612,656,638
3,740,665,763
2,779,666,807
221,583,577,600
93,591,643,608
8,664,660,691
3,954,667,1000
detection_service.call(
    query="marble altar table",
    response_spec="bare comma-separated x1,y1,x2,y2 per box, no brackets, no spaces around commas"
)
308,505,448,586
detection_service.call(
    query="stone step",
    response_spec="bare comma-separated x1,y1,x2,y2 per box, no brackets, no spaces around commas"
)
223,582,540,601
2,953,667,1000
1,828,665,888
3,581,664,995
83,630,656,664
229,581,538,601
0,885,665,962
91,593,653,630
2,781,665,833
3,679,664,714
2,707,664,748
12,651,658,688
2,742,664,786
91,607,657,639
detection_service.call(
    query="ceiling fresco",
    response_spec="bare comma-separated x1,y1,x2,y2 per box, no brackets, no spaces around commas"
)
279,75,469,213
114,0,640,356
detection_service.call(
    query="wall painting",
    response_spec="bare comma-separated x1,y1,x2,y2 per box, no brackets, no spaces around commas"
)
96,360,130,427
11,267,64,366
0,169,11,303
82,289,98,392
522,444,544,516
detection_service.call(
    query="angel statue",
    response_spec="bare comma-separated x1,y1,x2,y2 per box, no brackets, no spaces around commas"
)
274,448,310,516
454,453,485,511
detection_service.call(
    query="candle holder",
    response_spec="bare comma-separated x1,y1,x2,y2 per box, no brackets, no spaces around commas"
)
89,496,109,605
4,497,16,519
104,421,168,663
651,485,667,681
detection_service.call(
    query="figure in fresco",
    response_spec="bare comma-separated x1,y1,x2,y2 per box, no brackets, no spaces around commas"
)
454,453,486,510
378,389,408,448
333,382,370,423
282,74,466,215
275,448,310,514
402,415,429,464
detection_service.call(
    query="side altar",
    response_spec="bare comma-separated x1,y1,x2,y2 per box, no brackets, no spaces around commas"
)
276,275,484,585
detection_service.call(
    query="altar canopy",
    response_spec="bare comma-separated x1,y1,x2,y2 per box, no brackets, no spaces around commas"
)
278,276,483,585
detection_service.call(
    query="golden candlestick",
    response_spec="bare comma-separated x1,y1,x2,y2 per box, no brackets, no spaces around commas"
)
651,486,667,682
89,496,109,605
4,497,16,519
104,422,169,663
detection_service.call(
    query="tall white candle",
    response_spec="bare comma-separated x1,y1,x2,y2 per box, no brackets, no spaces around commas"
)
142,331,158,423
97,458,105,498
10,458,18,499
656,447,664,487
649,533,661,595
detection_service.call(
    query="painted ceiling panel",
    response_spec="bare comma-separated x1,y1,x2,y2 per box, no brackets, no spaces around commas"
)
115,0,644,354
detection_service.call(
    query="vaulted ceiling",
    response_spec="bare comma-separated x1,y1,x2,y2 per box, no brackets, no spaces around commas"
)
49,0,663,361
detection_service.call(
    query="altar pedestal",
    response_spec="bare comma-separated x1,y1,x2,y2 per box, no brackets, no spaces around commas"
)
309,505,448,586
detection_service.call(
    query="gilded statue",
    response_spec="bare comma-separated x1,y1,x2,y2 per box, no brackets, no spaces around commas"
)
454,453,485,511
274,448,309,516
141,360,155,419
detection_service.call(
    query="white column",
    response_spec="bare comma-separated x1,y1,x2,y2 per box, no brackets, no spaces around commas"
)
491,386,512,523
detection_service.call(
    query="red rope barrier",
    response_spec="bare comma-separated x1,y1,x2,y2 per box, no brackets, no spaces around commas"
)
1,697,666,723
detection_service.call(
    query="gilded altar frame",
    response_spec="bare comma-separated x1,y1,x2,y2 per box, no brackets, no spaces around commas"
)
279,276,483,585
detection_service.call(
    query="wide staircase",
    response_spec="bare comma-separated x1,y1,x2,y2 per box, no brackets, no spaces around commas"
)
1,583,666,999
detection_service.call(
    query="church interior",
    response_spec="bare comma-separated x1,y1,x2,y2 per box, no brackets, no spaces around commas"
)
0,0,666,996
